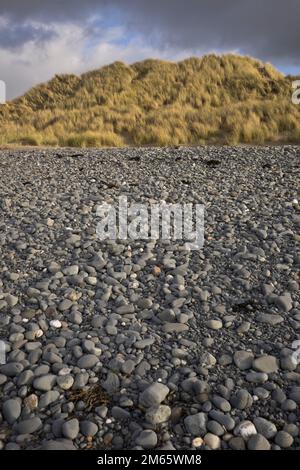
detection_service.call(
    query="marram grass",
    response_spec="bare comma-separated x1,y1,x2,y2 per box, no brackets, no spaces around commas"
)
1,54,300,147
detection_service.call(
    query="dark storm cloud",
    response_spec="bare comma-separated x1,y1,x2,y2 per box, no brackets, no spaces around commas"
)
0,0,299,64
0,21,55,49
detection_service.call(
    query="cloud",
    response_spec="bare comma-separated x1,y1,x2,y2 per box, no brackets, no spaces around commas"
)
0,21,197,99
0,16,55,49
0,1,299,98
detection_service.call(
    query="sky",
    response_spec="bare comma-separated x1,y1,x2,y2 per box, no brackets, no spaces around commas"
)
0,0,299,99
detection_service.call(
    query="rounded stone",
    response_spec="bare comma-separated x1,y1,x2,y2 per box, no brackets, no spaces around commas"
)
80,421,98,437
274,431,294,448
15,417,42,434
77,355,99,369
253,417,277,439
204,433,221,449
247,433,271,450
139,383,169,408
3,398,21,424
233,351,254,370
136,430,157,449
252,355,278,374
33,374,57,391
62,419,80,440
57,375,74,390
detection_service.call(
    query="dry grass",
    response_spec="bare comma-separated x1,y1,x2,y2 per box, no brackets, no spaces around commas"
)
1,54,300,147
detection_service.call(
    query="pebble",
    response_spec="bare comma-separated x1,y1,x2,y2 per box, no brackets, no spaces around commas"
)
140,383,169,408
274,294,293,312
0,147,299,450
136,430,158,449
247,433,271,450
252,355,279,374
184,413,207,436
162,323,189,333
192,437,203,448
33,374,57,391
80,421,98,437
15,417,42,434
203,433,221,449
253,417,277,439
62,419,80,440
231,389,253,410
57,375,74,390
77,355,99,369
50,320,62,329
233,350,254,370
206,320,223,330
234,421,257,440
274,431,294,448
3,399,21,424
0,362,24,377
145,405,172,424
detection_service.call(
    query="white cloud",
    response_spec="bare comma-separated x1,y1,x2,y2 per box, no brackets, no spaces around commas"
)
0,20,205,100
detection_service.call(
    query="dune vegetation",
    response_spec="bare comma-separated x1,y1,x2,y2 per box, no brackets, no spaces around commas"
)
0,54,299,147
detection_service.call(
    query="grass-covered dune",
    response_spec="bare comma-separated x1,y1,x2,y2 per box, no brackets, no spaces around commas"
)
1,54,300,147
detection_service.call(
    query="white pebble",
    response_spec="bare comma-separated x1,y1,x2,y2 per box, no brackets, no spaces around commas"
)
192,437,203,448
50,320,62,328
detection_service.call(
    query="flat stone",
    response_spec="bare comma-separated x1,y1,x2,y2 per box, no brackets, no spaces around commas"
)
162,323,189,333
134,338,155,349
233,350,254,370
206,319,223,330
41,439,76,450
39,391,60,408
77,354,99,369
252,355,279,374
246,371,268,383
15,417,42,434
256,313,283,325
0,362,24,377
116,305,135,314
33,374,57,391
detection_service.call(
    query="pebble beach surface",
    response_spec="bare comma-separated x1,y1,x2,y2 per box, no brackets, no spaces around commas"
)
0,145,299,450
